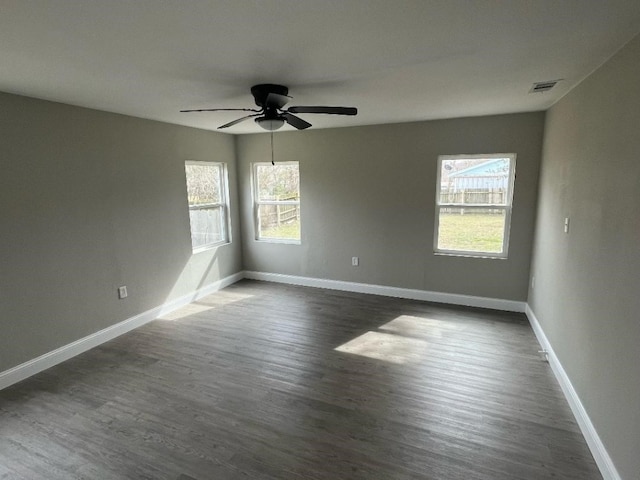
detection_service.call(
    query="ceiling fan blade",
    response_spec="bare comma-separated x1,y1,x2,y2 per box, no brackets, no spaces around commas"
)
282,112,312,130
287,106,357,115
180,108,261,113
218,114,261,129
265,92,292,109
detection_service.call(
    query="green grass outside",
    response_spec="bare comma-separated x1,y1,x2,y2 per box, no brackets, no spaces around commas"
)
437,213,505,253
261,221,301,240
260,214,503,252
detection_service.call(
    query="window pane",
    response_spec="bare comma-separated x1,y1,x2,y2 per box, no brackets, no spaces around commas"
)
189,206,224,249
258,204,301,240
185,164,221,205
256,164,300,201
437,207,506,254
253,162,301,243
184,162,229,250
439,157,511,206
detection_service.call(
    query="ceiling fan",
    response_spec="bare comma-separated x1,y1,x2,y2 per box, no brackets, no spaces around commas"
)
181,84,357,131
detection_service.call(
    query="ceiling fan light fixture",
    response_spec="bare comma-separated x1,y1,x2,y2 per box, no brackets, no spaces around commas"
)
255,117,285,131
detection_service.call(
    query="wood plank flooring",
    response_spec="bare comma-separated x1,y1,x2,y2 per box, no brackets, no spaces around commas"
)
0,280,602,479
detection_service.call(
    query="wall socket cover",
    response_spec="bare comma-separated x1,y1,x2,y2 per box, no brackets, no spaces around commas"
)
118,286,128,299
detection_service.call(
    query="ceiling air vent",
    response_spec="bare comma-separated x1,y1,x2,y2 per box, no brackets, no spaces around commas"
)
529,79,562,93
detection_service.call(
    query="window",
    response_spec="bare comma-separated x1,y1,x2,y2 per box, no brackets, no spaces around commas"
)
434,154,516,258
184,161,229,251
253,162,301,243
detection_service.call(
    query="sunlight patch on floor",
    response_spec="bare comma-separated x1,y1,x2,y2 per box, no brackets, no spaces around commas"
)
335,331,429,364
158,292,255,321
157,303,215,321
378,315,462,339
197,291,255,306
334,315,467,364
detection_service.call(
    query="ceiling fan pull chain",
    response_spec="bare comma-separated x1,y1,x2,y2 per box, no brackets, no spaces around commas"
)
271,130,275,166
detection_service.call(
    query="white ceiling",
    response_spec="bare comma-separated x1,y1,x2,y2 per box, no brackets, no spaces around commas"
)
1,1,640,134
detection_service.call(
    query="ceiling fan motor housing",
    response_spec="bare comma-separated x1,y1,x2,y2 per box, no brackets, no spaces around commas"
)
251,84,289,107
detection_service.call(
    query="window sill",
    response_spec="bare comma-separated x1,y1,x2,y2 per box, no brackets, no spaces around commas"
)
434,251,508,260
255,238,301,245
192,241,230,254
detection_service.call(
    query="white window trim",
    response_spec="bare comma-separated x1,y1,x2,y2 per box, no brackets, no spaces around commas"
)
252,161,301,244
185,160,231,253
434,153,516,259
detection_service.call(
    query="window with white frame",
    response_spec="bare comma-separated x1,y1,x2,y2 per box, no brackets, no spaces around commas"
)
184,161,229,251
434,154,516,258
253,162,301,243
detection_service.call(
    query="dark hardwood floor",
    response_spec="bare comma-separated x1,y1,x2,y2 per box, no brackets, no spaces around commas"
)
0,280,601,479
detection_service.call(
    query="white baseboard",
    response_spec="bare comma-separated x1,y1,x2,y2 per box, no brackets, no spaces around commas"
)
0,272,244,392
244,271,526,312
525,305,620,480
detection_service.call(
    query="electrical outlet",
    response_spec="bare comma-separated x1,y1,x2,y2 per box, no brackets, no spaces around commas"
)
564,217,570,233
352,256,359,267
531,276,535,289
118,286,128,299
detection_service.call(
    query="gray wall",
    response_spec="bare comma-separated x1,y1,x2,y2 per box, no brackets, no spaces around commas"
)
529,34,640,479
237,113,544,301
0,92,242,372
